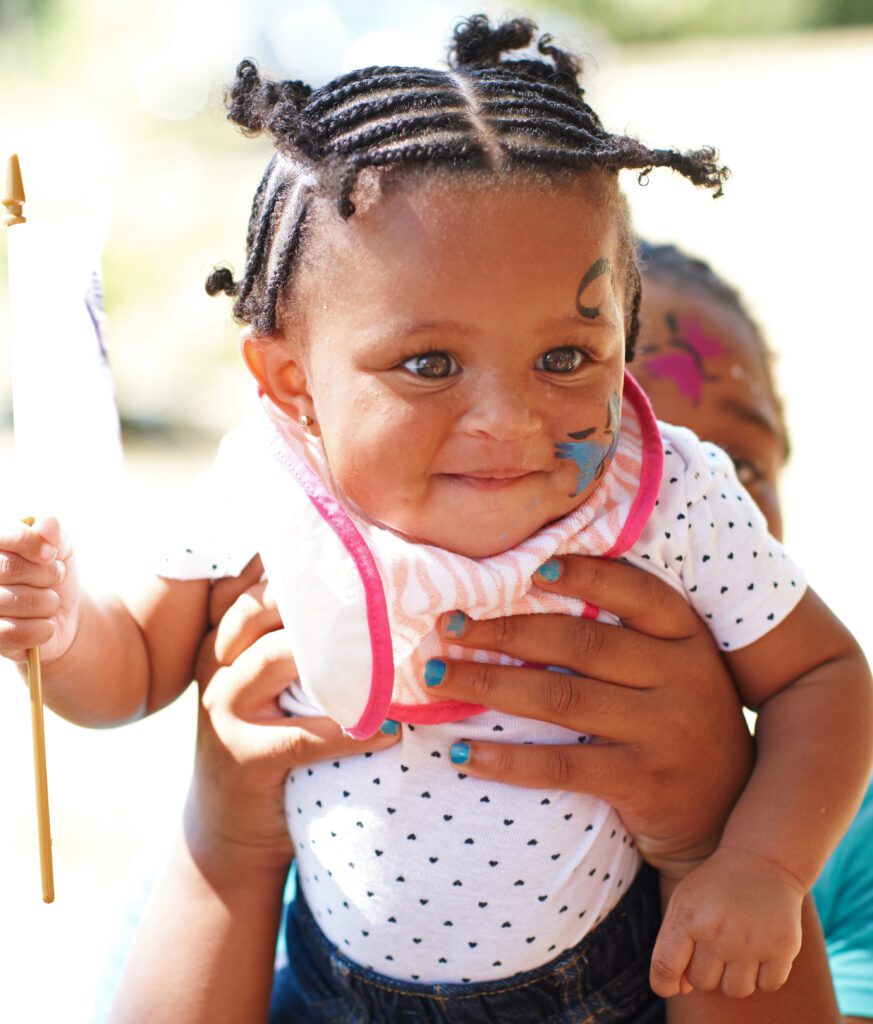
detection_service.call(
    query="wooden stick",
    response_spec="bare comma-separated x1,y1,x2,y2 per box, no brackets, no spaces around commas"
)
20,517,54,903
26,646,54,903
7,162,55,901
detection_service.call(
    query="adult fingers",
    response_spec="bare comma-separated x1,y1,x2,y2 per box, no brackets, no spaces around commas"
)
202,629,298,720
436,612,667,688
207,554,265,627
428,659,642,738
534,555,701,639
259,713,400,771
444,738,634,804
212,579,283,666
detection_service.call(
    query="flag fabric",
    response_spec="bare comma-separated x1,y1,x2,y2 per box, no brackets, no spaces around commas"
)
6,214,123,548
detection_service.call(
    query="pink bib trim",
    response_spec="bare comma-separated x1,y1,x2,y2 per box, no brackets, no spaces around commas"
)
261,415,395,740
605,371,664,558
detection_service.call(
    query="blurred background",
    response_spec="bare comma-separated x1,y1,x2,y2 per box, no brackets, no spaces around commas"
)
1,1,871,1019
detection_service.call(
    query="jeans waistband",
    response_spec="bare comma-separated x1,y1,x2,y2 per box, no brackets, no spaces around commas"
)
276,863,665,1023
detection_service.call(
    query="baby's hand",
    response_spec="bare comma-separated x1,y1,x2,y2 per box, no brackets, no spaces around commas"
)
650,846,804,1000
0,517,81,664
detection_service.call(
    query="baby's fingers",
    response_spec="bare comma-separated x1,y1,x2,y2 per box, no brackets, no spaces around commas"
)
0,584,60,619
720,960,759,999
0,615,56,659
0,550,65,588
0,520,58,566
650,923,695,998
756,956,793,994
683,947,726,993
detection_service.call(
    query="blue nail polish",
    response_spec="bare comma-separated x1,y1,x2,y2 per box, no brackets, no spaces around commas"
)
380,719,400,735
424,658,446,687
536,558,562,582
450,741,471,766
445,610,466,637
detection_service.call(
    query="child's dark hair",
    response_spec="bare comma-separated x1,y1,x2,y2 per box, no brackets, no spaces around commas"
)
206,14,728,360
638,240,789,456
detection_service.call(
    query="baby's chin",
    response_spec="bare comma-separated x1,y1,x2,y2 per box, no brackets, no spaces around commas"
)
393,508,574,559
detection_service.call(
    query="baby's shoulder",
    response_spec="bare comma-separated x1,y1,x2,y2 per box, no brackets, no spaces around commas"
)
653,420,739,511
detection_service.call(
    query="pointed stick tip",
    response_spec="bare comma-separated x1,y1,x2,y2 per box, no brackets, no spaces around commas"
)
4,153,27,226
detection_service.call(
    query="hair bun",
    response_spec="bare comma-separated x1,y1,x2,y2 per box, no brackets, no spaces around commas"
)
449,14,537,69
226,59,313,137
205,266,238,297
448,14,581,94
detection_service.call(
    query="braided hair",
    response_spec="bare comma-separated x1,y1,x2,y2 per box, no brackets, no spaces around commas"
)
206,14,728,360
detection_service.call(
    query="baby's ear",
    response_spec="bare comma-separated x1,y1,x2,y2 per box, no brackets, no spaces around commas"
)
240,330,315,422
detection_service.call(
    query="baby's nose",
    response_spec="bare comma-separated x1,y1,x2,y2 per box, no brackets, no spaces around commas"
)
461,381,543,442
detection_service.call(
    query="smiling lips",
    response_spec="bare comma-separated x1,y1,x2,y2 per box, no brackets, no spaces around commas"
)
441,469,541,490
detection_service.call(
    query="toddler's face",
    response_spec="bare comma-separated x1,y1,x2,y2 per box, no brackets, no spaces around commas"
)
279,178,627,556
634,277,786,539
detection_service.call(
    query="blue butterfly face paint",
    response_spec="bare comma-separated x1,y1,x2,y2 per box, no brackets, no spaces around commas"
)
555,391,621,497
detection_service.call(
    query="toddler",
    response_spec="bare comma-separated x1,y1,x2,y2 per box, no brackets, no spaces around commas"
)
2,16,870,1021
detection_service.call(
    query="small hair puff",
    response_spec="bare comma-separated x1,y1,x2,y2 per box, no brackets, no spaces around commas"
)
449,15,582,94
225,59,313,149
204,266,238,297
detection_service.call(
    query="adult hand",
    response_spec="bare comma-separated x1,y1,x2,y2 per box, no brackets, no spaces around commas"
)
429,555,753,881
188,556,399,875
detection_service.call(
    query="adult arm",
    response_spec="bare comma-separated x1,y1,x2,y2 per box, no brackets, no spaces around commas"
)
109,619,399,1023
426,554,843,1022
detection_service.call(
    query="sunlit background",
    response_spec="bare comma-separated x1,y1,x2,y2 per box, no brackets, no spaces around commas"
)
1,1,872,1020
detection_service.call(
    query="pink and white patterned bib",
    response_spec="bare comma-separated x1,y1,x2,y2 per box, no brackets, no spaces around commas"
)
244,371,663,738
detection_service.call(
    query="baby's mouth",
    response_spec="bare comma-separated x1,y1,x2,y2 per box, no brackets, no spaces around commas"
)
440,469,540,490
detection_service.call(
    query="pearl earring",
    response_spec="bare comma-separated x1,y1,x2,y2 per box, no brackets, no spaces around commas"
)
298,414,314,429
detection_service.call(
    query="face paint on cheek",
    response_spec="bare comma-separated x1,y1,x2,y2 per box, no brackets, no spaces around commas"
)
554,391,622,497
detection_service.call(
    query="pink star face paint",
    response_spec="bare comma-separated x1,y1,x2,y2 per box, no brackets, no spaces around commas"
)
642,314,727,405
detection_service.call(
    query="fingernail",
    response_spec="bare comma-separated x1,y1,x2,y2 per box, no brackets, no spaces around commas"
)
450,741,471,766
536,558,562,582
424,658,446,687
54,560,65,582
39,543,57,562
443,611,467,638
380,719,400,735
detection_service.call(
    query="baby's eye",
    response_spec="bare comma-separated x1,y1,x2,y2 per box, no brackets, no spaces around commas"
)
536,347,586,374
732,458,764,487
401,351,460,379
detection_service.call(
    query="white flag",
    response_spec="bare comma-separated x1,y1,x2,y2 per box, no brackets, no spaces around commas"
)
6,214,123,554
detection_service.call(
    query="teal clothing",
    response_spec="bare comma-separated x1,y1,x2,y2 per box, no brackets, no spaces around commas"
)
813,782,873,1020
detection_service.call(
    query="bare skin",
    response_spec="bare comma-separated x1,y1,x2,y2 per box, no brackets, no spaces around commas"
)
108,553,838,1023
2,180,869,1016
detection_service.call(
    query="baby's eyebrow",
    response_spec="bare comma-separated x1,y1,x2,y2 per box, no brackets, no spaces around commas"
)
393,319,475,338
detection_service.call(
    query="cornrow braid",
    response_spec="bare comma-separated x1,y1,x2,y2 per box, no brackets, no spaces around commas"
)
208,14,729,353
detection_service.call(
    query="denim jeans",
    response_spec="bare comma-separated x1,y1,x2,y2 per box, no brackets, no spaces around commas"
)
270,864,665,1023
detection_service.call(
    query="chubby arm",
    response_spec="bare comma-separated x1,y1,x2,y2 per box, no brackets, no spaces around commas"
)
43,574,210,726
0,517,210,726
722,587,873,893
653,589,873,998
